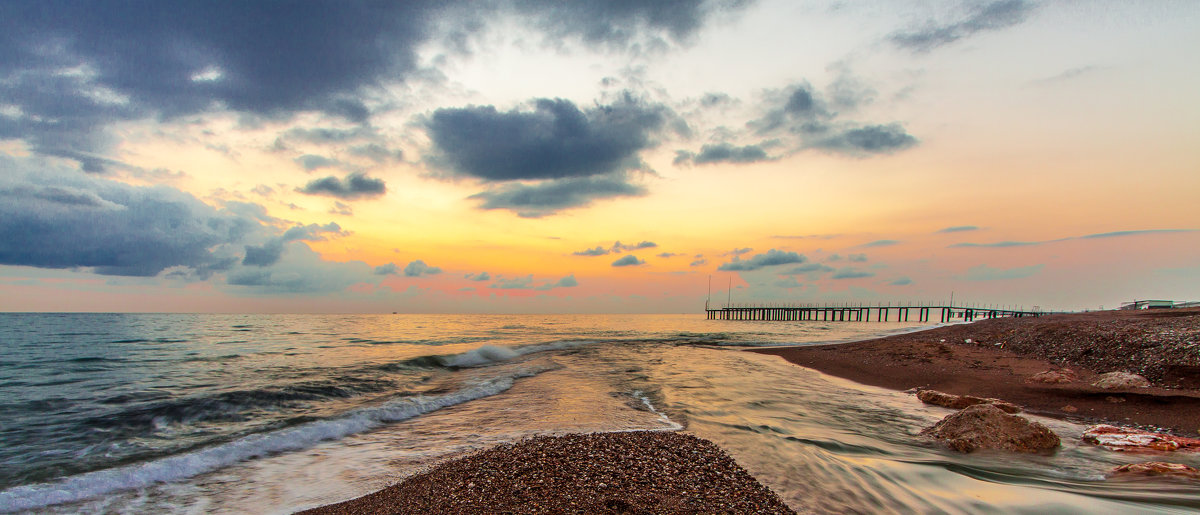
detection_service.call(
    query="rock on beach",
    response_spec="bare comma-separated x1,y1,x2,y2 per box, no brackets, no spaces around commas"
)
920,404,1060,453
916,389,1022,413
1109,462,1200,481
1092,371,1151,390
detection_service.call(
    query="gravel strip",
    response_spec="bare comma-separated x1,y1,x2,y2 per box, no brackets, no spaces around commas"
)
299,431,796,514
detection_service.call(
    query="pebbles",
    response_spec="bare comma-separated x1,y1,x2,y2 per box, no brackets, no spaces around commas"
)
300,431,795,514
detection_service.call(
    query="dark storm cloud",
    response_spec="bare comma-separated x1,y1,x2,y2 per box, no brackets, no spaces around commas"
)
808,124,917,156
674,143,771,165
298,173,387,200
512,0,752,49
426,96,667,182
0,1,440,166
890,0,1036,53
468,174,647,218
718,249,805,271
0,163,255,277
612,255,646,267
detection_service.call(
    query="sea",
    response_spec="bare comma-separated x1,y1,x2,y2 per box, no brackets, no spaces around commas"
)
1,313,1198,514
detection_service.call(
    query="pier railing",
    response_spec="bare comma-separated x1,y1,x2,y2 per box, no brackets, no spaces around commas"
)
705,304,1044,323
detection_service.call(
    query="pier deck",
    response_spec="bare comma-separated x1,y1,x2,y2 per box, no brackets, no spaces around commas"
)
705,304,1043,323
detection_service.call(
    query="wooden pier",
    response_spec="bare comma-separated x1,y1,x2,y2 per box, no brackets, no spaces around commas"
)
705,304,1043,323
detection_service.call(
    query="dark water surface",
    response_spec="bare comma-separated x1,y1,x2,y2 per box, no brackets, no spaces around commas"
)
0,314,1196,513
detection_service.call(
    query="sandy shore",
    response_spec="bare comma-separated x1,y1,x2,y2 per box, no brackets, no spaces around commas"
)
751,308,1200,436
299,431,793,514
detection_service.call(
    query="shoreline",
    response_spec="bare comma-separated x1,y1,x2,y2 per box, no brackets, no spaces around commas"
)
750,308,1200,436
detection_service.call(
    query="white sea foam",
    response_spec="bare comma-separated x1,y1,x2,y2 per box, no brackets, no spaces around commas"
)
438,340,591,368
0,369,543,513
631,390,683,431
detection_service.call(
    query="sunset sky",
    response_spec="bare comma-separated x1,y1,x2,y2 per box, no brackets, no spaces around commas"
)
1,0,1197,313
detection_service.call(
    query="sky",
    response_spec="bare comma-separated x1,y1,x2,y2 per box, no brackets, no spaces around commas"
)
1,0,1197,313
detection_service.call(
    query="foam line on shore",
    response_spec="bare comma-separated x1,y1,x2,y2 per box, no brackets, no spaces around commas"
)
0,367,550,513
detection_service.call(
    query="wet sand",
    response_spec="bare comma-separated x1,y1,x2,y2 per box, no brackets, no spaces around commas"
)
751,308,1200,436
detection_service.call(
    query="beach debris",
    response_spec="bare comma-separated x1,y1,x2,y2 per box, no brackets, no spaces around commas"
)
916,389,1022,413
1027,368,1079,384
1108,462,1200,481
1061,405,1078,413
1082,424,1200,452
1093,371,1151,389
920,404,1060,453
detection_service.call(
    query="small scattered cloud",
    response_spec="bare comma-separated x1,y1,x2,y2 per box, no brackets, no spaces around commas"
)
1079,229,1194,239
656,252,678,258
807,124,917,156
858,239,899,248
950,240,1042,248
774,277,802,289
403,260,442,277
573,246,610,256
295,154,342,172
329,201,353,216
468,173,646,218
890,277,913,286
612,255,646,267
890,0,1037,53
689,258,707,267
832,267,875,279
536,274,578,290
938,225,979,233
848,253,868,262
964,264,1043,281
298,173,386,200
781,263,834,275
573,240,657,256
674,142,773,166
465,271,491,281
718,249,806,271
489,273,577,290
374,263,400,275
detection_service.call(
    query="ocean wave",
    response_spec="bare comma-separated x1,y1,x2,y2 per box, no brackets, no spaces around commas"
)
0,368,548,513
389,340,592,370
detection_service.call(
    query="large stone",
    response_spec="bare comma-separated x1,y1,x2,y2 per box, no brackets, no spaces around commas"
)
1082,424,1200,452
1092,371,1151,389
916,389,1022,413
1109,462,1200,481
920,404,1060,453
1027,368,1079,384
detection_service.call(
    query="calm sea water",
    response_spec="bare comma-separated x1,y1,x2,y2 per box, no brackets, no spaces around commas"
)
0,313,1197,513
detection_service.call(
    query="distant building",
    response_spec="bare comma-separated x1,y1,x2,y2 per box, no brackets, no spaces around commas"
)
1119,300,1176,310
